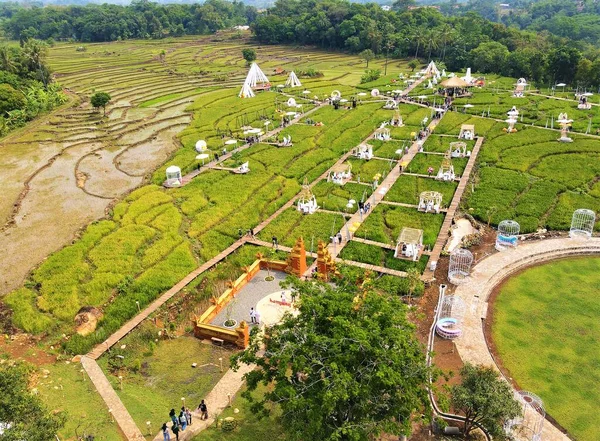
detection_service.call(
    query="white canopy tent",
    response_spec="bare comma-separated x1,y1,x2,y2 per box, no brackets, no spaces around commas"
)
245,62,269,87
461,68,473,84
285,71,302,88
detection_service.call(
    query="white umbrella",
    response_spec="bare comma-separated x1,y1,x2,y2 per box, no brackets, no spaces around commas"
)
349,199,356,204
395,149,404,155
249,128,262,134
264,120,271,126
195,140,207,152
463,104,474,108
285,111,297,116
346,202,354,209
417,95,428,100
302,90,311,94
225,139,238,145
277,84,285,88
358,92,367,96
196,153,210,165
584,92,594,97
340,99,348,103
556,83,566,87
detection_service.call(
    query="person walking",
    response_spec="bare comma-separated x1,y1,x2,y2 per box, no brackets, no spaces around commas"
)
291,290,297,304
281,291,287,304
179,411,187,431
250,307,257,324
198,400,208,420
162,423,170,441
172,423,180,440
255,309,261,324
169,409,177,426
185,407,192,426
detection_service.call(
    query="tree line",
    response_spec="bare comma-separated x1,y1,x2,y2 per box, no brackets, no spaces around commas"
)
0,40,67,136
0,0,256,42
251,0,600,88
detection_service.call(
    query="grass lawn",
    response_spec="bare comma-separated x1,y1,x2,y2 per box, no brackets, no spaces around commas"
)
98,336,231,438
191,384,285,441
492,257,600,441
36,361,123,441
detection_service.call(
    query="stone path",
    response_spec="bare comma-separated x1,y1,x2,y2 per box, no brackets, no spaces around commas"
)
422,136,484,281
453,236,600,441
81,356,146,440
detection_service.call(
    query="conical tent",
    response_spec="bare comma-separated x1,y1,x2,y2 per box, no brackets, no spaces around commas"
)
285,71,302,88
239,81,255,98
244,62,269,88
461,68,473,83
425,61,440,77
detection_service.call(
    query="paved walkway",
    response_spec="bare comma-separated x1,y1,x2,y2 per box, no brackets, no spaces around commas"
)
453,236,600,441
81,356,146,440
422,136,484,281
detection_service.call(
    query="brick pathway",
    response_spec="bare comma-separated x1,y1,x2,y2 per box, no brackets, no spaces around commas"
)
452,236,600,441
422,136,484,281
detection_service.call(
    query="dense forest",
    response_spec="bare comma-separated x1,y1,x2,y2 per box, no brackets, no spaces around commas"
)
0,0,256,41
251,0,600,87
0,40,67,135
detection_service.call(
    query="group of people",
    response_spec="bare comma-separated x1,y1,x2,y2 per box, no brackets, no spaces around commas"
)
162,401,208,440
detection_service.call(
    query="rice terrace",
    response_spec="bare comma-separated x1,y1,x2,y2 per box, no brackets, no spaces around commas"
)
1,2,600,440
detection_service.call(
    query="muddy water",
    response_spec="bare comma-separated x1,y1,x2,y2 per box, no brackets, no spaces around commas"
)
0,95,194,295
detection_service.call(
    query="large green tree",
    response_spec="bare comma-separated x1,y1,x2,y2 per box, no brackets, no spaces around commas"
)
241,48,257,65
233,277,431,441
90,92,111,116
451,363,521,438
0,84,26,116
0,363,65,441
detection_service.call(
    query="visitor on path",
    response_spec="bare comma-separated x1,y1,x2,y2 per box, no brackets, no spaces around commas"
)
428,166,434,176
250,307,257,324
179,411,187,431
337,233,342,243
169,409,177,426
172,423,180,440
198,400,209,420
255,309,261,324
184,407,192,426
214,153,219,161
272,236,278,250
281,291,287,304
162,423,170,441
238,228,243,239
291,291,297,304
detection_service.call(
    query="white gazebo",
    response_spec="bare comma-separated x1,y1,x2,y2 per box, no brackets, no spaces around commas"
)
327,163,352,185
450,141,468,158
353,144,373,160
297,178,318,214
459,124,475,140
165,165,182,187
374,127,391,141
394,227,423,261
384,99,398,109
391,110,404,127
418,191,442,213
436,152,455,181
285,71,301,88
557,112,574,142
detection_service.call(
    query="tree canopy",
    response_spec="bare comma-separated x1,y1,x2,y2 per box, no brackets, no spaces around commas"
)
232,276,430,441
451,363,521,438
242,48,257,64
0,362,66,441
91,91,111,115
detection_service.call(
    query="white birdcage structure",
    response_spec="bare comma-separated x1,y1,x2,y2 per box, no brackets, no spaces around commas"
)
165,165,182,187
436,295,466,339
505,391,545,441
496,220,520,250
384,99,398,109
418,191,442,214
436,151,455,181
448,248,473,285
570,209,595,238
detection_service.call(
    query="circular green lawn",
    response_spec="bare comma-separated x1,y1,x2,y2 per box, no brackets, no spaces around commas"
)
492,257,600,441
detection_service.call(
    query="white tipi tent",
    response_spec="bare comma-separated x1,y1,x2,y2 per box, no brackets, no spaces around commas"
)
239,81,255,98
244,62,270,88
461,68,473,84
424,61,440,77
285,71,302,88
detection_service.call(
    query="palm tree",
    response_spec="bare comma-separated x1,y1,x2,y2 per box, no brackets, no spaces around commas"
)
426,31,440,61
0,46,16,73
413,32,427,59
439,25,455,61
22,40,49,87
